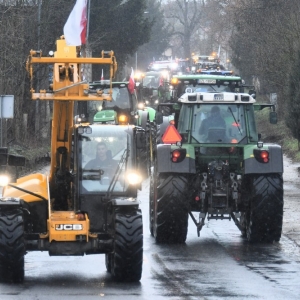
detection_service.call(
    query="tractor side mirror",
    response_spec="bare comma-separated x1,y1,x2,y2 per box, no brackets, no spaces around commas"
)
136,131,146,149
249,89,256,99
155,112,163,125
269,111,277,124
8,154,26,167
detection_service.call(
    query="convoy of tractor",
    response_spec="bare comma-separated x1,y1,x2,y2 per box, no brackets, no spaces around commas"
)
0,32,284,285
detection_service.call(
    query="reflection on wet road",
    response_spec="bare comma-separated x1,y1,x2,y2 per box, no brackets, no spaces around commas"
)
1,157,300,299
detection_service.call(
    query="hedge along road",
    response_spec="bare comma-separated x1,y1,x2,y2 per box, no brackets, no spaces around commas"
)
0,155,299,299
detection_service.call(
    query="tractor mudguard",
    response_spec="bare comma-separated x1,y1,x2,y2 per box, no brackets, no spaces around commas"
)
156,144,196,173
0,197,24,210
244,144,283,174
136,110,148,128
145,107,156,122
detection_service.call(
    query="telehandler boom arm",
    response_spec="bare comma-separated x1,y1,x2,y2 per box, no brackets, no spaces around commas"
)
26,37,117,191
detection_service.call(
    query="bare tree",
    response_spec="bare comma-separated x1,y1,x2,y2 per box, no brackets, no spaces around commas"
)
164,0,205,59
229,0,300,118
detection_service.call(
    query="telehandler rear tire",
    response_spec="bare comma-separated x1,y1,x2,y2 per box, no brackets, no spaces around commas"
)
111,209,143,282
0,209,25,283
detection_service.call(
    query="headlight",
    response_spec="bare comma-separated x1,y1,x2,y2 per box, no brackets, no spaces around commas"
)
118,114,128,124
126,172,142,185
138,102,144,109
0,175,10,187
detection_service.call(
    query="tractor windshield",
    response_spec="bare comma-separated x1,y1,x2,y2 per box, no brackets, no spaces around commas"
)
177,104,258,144
79,125,133,193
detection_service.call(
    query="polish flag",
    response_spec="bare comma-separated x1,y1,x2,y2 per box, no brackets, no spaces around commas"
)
63,0,87,46
101,69,104,81
128,68,135,94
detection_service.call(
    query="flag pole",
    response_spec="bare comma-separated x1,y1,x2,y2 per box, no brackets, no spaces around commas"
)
86,0,90,43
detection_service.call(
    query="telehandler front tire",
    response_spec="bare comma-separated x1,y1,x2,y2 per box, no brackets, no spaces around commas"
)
111,209,143,282
0,209,25,283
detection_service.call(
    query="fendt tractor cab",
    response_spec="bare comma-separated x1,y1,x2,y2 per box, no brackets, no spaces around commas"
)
149,87,283,244
0,37,143,283
192,54,224,73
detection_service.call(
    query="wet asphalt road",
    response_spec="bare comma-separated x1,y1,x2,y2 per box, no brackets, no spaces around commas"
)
0,155,300,299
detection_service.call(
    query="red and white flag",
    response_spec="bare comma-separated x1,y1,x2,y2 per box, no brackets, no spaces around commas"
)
101,69,104,81
128,68,135,94
63,0,87,46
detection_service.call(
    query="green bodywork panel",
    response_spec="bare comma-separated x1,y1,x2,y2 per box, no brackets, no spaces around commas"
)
144,106,156,122
94,110,117,123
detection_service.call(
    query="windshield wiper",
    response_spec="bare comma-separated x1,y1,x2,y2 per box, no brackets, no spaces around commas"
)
228,107,242,135
106,136,130,198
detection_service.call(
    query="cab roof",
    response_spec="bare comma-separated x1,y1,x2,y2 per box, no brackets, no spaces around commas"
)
178,92,256,104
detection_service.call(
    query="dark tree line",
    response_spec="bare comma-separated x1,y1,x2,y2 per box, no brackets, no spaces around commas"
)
0,0,160,152
228,0,300,136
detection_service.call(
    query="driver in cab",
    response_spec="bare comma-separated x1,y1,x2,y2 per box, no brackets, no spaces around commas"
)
199,106,226,135
85,142,118,171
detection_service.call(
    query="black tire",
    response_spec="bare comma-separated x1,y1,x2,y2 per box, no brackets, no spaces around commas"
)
154,174,189,243
0,209,25,283
138,119,152,180
243,174,283,243
111,209,143,282
149,164,156,236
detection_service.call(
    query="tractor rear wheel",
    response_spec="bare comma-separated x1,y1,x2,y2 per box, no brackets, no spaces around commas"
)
0,209,25,283
111,209,143,282
243,174,283,242
154,174,189,243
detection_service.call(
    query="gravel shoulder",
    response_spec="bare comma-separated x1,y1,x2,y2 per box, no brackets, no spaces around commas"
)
282,155,300,247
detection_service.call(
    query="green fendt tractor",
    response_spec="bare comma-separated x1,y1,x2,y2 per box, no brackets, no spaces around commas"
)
149,85,283,244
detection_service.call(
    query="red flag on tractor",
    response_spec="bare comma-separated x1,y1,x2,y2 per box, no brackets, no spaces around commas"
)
128,68,135,94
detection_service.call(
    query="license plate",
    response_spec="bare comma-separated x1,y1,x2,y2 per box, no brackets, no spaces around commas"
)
198,79,216,84
214,94,224,100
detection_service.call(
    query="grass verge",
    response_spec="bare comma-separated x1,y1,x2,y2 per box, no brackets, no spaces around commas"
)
256,109,300,161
